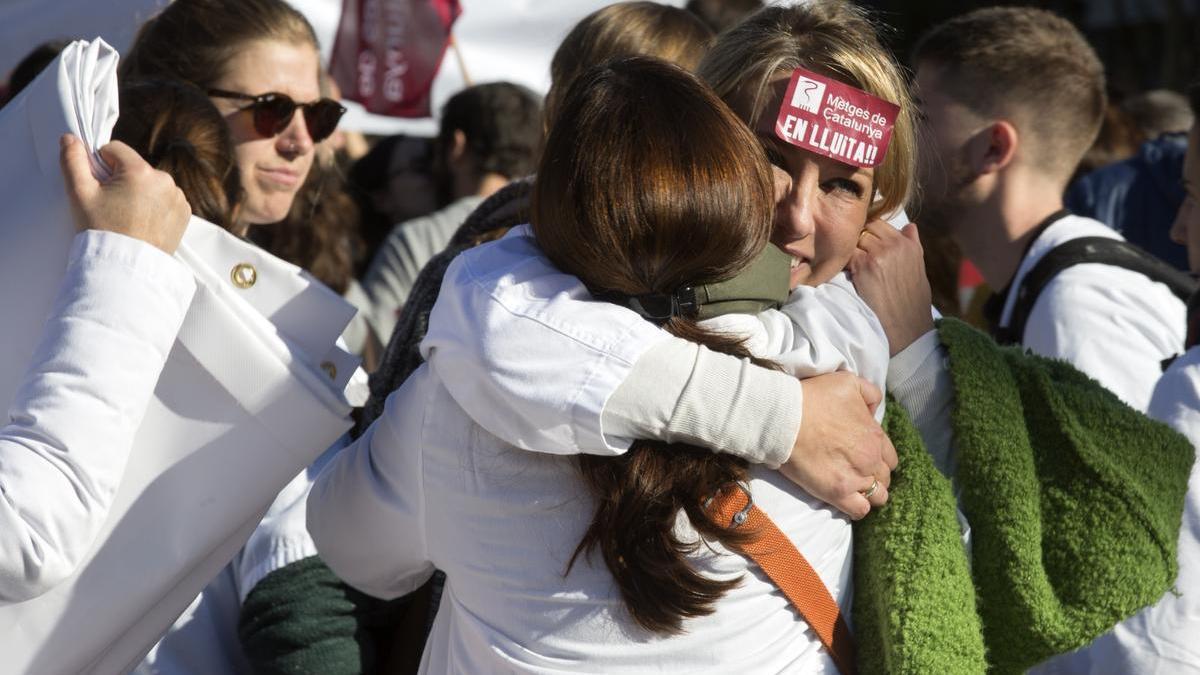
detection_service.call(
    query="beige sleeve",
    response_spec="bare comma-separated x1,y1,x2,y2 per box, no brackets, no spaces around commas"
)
602,337,800,468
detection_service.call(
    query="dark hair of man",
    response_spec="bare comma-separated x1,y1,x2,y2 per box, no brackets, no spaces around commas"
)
437,81,543,182
534,56,775,635
112,79,242,232
913,7,1106,181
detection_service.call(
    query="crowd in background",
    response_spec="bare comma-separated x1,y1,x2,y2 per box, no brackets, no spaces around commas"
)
2,0,1200,673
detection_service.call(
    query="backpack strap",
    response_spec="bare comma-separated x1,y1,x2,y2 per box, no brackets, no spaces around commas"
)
708,483,856,675
998,237,1197,346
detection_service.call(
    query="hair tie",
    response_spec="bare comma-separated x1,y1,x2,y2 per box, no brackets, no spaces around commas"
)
590,244,793,325
592,287,698,326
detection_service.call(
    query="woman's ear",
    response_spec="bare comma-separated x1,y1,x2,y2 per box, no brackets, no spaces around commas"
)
975,120,1018,175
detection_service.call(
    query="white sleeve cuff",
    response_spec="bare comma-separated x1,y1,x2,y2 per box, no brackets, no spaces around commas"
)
70,229,195,317
888,329,941,390
887,328,958,479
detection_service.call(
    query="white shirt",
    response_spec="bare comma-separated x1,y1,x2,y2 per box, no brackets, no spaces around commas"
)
310,361,845,674
0,230,194,604
419,225,953,466
310,238,898,672
708,272,888,424
996,214,1186,411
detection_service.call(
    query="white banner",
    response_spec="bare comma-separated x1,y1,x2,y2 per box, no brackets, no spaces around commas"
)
0,39,360,673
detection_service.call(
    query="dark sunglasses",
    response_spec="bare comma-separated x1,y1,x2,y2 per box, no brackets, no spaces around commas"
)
208,88,347,143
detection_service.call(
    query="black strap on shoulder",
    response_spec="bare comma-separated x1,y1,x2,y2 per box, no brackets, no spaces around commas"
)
997,237,1198,345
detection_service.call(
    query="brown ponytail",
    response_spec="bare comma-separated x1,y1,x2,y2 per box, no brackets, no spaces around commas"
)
533,57,776,634
112,79,242,232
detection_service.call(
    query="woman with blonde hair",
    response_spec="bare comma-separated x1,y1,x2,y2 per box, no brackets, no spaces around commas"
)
325,2,1190,672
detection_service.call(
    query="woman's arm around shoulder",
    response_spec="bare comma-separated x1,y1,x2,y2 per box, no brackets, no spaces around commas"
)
307,367,437,601
0,137,193,602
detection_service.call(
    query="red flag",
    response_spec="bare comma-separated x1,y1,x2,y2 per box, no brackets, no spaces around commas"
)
330,0,462,118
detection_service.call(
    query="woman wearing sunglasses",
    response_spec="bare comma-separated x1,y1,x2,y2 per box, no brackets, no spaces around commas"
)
121,0,344,234
116,2,360,673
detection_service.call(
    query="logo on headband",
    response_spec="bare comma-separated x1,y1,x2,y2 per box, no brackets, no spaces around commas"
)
775,68,899,169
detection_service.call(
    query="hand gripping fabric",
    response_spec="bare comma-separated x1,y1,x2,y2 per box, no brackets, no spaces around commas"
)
709,484,856,675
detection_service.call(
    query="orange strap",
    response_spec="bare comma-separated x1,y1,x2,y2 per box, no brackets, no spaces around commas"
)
708,483,856,675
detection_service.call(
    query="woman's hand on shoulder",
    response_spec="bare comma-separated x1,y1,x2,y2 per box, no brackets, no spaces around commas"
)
849,219,934,356
780,371,897,520
59,134,191,254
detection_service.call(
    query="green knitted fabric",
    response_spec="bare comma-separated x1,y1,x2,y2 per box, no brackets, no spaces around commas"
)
239,555,407,674
854,319,1192,674
942,318,1192,673
853,399,987,674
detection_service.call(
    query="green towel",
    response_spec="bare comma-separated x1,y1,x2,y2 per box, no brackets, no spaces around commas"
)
854,318,1193,674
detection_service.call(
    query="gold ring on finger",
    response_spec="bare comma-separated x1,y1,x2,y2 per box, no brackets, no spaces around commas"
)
860,478,879,499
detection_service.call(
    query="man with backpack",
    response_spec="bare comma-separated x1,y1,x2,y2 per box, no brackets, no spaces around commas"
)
912,7,1189,411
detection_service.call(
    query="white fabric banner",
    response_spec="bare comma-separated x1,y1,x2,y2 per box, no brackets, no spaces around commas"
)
0,39,360,674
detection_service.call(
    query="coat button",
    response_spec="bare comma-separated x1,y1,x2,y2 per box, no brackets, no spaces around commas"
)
230,263,257,289
320,361,337,380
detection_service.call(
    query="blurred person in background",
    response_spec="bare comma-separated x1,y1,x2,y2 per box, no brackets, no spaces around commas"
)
1034,80,1200,675
1124,88,1194,140
359,81,542,342
348,134,439,275
913,6,1187,412
1072,96,1144,180
1068,88,1195,270
111,80,243,230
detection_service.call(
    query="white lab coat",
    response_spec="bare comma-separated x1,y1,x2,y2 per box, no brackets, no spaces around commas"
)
995,214,1186,411
0,230,194,602
308,262,893,674
0,40,362,673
